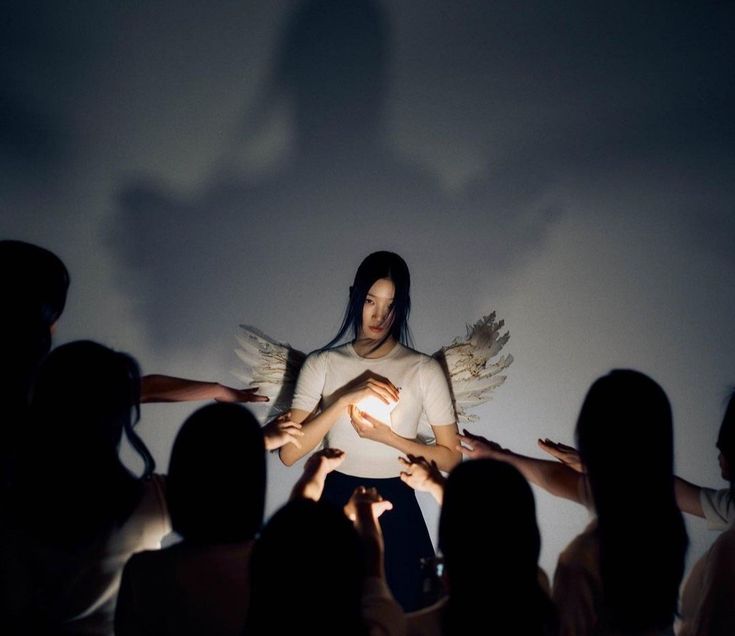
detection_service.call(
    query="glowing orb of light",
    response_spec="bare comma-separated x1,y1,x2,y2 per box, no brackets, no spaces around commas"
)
355,395,398,426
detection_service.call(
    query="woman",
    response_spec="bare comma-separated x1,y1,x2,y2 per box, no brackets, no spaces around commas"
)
459,370,688,635
405,458,558,636
280,251,461,611
0,341,170,636
676,389,735,636
115,402,266,636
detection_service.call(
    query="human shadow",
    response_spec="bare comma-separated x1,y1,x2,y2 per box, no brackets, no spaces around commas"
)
108,0,558,362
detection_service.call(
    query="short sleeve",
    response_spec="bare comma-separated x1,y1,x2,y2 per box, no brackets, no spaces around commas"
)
290,352,326,414
700,488,735,531
419,358,456,426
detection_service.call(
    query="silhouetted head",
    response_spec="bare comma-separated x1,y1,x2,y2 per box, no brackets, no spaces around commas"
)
0,240,69,406
0,239,69,331
576,369,674,498
29,340,154,475
167,402,266,544
717,388,735,486
245,498,367,636
574,369,686,632
439,459,555,633
440,458,540,584
325,251,411,351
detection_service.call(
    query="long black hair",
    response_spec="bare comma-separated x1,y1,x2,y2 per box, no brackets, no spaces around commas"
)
0,240,69,408
440,459,558,635
244,498,368,636
16,340,155,546
576,369,687,632
167,402,266,544
717,388,735,499
323,250,412,351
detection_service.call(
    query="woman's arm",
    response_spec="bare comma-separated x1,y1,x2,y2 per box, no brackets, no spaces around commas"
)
279,377,399,466
674,476,705,517
350,407,461,472
140,374,268,404
290,448,346,501
459,429,583,502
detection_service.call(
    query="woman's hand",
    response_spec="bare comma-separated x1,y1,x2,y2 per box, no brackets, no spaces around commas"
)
537,438,585,473
215,384,270,403
457,428,510,460
348,405,394,445
344,485,393,523
399,454,445,504
340,377,400,408
262,411,305,451
290,447,346,501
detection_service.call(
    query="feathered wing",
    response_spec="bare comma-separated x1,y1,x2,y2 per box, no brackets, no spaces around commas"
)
418,312,513,443
233,325,306,423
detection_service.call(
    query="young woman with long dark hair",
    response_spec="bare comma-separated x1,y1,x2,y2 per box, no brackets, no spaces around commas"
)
280,251,461,611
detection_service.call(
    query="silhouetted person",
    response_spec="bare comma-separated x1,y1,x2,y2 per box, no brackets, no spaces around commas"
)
407,458,558,635
676,389,735,636
460,370,688,635
244,492,403,636
115,402,266,636
0,341,170,636
0,239,69,484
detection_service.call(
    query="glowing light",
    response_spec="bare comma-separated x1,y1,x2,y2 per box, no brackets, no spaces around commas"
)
356,395,398,426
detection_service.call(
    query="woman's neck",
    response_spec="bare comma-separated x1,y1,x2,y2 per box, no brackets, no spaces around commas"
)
352,336,397,359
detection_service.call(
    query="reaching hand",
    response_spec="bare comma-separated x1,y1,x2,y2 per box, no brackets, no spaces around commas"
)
344,485,393,523
215,384,270,403
457,428,509,460
399,454,445,504
262,411,304,450
538,438,585,473
303,447,346,475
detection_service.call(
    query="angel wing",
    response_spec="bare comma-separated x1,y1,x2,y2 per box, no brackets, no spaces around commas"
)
417,312,513,443
232,325,306,423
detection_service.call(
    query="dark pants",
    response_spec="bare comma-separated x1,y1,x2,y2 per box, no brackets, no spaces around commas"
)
322,471,436,612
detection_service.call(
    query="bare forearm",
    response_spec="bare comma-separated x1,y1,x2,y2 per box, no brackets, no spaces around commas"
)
140,374,223,403
675,476,705,517
503,452,583,502
279,400,346,466
384,433,461,473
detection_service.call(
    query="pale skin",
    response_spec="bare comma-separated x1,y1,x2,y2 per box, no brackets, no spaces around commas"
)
140,374,269,404
535,436,724,518
398,454,446,504
458,429,583,502
279,277,461,472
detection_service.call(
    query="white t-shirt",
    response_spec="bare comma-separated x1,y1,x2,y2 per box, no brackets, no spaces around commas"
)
291,342,456,478
700,487,735,530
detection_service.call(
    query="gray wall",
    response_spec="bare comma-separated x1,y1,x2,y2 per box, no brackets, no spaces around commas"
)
2,0,734,580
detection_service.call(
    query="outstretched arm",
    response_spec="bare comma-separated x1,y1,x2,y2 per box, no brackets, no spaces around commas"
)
140,374,268,404
459,429,583,502
290,448,346,501
674,476,705,518
350,407,461,473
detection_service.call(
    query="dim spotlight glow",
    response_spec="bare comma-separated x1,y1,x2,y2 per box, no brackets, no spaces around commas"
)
356,395,398,426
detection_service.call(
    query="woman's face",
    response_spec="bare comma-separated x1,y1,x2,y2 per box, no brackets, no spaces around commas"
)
359,277,395,341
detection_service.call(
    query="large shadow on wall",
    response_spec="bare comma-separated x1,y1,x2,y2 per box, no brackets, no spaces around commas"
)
108,0,557,362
